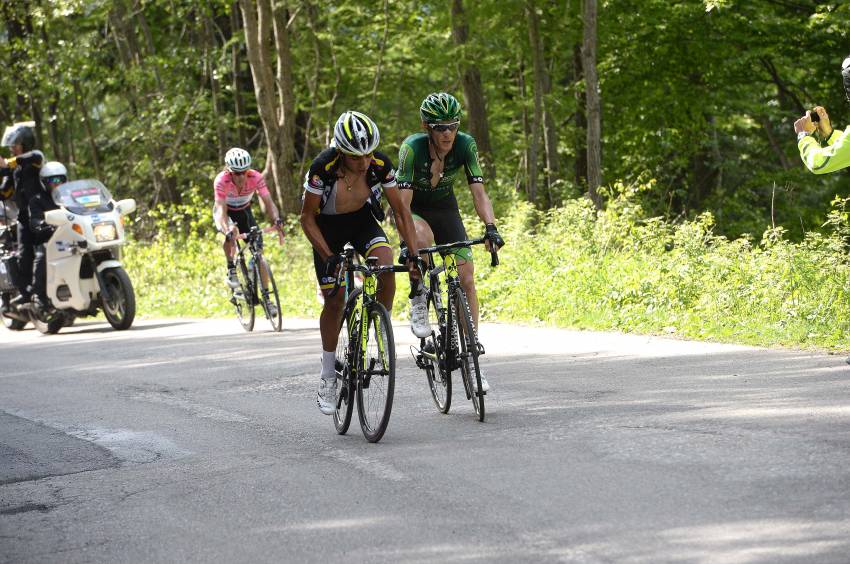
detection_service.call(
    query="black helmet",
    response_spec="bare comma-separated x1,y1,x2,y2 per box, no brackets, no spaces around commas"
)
842,55,850,102
1,122,36,152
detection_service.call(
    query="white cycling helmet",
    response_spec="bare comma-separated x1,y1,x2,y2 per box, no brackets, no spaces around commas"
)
39,161,68,188
224,147,251,172
333,111,380,156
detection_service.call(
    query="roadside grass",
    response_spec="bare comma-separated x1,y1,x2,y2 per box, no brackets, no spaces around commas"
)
124,192,850,352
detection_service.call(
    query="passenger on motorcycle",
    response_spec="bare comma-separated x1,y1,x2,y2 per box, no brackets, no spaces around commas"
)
0,122,44,304
212,147,284,305
28,161,68,310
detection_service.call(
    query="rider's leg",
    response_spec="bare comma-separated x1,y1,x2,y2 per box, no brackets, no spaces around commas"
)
368,245,395,314
31,244,48,304
457,256,479,329
319,289,345,362
407,217,434,338
15,222,34,301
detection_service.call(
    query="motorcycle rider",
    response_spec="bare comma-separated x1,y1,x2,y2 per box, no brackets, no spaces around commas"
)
0,122,44,304
28,161,67,310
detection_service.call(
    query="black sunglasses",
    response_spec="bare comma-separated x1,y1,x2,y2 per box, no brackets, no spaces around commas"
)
428,122,459,133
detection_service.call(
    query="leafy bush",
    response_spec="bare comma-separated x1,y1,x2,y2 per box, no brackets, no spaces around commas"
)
125,187,850,350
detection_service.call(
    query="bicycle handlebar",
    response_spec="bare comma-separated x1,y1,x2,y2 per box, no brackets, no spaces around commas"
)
327,251,409,298
417,236,500,268
233,224,281,241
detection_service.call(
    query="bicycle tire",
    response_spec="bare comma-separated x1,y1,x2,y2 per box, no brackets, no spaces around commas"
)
454,288,484,421
260,260,283,332
356,300,395,443
424,291,451,413
333,289,360,435
234,257,255,332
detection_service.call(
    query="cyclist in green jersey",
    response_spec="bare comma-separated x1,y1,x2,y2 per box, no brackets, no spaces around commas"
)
397,92,505,392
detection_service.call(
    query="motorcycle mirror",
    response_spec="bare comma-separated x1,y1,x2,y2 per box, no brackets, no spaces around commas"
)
44,209,69,227
116,198,136,216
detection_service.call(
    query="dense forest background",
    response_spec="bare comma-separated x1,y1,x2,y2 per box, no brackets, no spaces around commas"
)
2,0,850,239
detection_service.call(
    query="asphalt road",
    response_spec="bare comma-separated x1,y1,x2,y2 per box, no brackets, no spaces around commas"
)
1,317,849,563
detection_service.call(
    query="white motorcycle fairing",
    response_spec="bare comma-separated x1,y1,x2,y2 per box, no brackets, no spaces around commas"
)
44,180,135,313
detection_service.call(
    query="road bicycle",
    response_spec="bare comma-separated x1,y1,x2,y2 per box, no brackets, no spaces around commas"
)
230,225,283,332
413,237,498,422
330,245,407,443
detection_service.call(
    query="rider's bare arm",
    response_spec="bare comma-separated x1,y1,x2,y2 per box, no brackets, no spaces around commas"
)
300,192,333,260
386,188,418,256
469,182,496,225
213,198,231,234
258,192,281,224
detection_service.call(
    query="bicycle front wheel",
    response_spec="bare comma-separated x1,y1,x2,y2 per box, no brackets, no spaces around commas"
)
356,301,395,443
234,258,255,332
424,291,451,413
333,289,360,435
454,288,484,421
260,261,283,332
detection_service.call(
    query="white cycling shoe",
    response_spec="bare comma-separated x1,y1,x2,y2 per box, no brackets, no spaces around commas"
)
409,293,431,338
316,377,337,415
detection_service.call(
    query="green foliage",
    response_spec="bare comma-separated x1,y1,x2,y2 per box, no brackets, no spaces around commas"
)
123,218,323,320
124,189,850,351
474,187,850,350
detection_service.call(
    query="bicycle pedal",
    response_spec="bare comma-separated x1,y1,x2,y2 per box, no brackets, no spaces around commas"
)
477,343,485,355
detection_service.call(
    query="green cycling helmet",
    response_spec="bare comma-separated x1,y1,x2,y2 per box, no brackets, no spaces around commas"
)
419,92,462,124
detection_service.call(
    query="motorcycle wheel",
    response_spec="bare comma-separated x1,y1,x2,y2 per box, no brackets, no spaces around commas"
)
101,267,136,330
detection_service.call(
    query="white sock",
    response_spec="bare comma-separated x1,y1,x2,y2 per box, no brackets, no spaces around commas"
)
321,350,336,380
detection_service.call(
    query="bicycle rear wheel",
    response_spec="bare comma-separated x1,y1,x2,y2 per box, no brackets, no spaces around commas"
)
454,288,484,421
333,289,360,435
356,301,395,443
233,258,255,332
424,291,451,413
260,261,283,332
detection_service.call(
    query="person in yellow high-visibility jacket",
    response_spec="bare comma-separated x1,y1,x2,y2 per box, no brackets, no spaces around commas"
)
796,55,850,173
795,55,850,365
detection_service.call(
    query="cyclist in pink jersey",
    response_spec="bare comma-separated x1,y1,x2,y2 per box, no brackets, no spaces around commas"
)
213,147,283,293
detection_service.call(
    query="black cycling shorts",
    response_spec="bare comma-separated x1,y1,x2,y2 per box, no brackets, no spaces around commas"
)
227,207,262,249
410,204,472,262
313,205,391,290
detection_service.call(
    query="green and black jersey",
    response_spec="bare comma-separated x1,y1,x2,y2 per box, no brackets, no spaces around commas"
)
396,132,484,210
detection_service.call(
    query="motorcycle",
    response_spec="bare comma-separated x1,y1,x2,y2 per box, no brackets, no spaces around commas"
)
2,179,138,334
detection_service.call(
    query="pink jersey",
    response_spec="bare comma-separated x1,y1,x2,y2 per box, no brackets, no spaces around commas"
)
213,169,270,211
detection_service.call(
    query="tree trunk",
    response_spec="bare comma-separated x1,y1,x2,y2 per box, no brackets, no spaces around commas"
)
369,0,390,112
240,0,298,213
526,1,545,205
582,0,602,210
203,11,227,158
451,0,495,179
230,3,248,149
74,81,102,179
573,42,588,191
517,57,531,198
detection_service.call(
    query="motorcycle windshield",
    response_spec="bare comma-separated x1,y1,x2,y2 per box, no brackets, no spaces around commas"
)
52,180,114,215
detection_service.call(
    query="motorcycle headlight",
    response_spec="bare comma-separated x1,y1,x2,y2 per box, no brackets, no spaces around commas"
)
93,221,118,242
